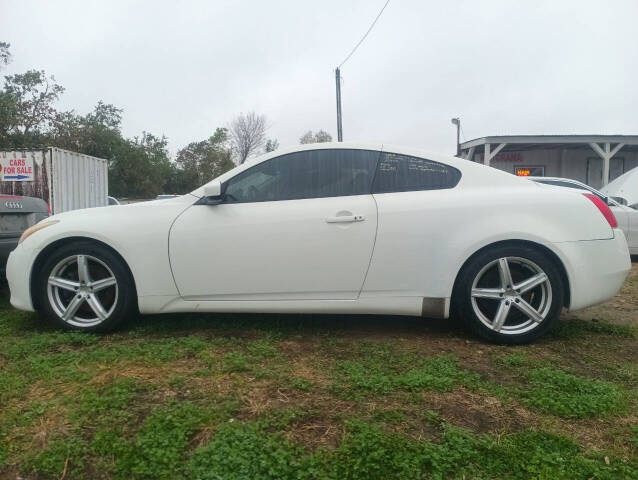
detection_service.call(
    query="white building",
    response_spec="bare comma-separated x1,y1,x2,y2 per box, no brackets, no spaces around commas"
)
459,135,638,190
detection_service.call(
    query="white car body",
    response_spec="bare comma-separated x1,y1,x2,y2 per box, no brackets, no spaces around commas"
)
528,176,638,255
6,143,631,324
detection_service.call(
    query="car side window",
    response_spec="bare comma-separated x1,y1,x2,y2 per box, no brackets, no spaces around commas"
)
371,152,461,193
224,149,379,203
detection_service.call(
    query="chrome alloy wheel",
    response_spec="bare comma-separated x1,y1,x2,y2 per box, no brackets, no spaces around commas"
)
470,256,552,335
47,254,118,327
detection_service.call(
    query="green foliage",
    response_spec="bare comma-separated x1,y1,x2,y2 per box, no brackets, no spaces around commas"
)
520,367,626,418
288,376,313,391
222,351,250,373
329,420,424,479
116,402,206,479
333,344,477,397
372,409,406,425
24,435,88,478
496,352,530,367
173,127,235,192
188,422,311,480
221,339,282,374
72,378,141,425
186,420,638,480
2,69,64,141
2,288,637,478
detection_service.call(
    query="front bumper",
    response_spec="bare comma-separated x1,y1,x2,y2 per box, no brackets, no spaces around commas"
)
555,229,631,311
7,242,37,312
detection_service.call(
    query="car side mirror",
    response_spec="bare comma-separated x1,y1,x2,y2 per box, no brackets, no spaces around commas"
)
202,182,224,205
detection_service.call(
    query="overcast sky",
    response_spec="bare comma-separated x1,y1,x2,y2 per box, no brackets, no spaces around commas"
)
1,0,637,156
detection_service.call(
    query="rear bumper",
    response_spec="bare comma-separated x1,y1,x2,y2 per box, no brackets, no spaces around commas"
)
555,229,631,311
0,236,19,275
6,242,36,312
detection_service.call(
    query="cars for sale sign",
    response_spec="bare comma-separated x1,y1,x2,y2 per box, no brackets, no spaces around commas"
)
0,151,35,181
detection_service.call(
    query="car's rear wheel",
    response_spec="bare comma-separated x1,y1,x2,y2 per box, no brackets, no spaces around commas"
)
37,241,136,332
453,245,564,344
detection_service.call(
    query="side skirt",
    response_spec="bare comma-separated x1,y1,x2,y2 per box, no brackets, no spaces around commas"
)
139,295,449,318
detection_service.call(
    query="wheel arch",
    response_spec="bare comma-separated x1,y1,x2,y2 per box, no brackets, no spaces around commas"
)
30,236,138,311
451,239,571,309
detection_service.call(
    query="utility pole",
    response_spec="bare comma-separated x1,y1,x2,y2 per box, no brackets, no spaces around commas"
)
335,68,343,142
451,117,460,156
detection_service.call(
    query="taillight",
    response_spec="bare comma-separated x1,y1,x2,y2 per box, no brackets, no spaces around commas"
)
583,193,617,228
46,203,52,216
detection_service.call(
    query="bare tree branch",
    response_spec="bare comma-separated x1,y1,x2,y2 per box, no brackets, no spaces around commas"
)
229,112,267,164
299,130,333,144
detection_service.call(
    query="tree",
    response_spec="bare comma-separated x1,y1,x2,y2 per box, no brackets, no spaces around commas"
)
0,42,11,70
109,132,173,198
299,129,333,144
314,129,332,143
229,112,267,164
174,128,235,192
0,91,18,147
49,102,174,198
50,101,124,159
265,138,279,152
2,69,64,140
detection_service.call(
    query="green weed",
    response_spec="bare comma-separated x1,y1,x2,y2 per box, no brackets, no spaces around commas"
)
520,367,626,418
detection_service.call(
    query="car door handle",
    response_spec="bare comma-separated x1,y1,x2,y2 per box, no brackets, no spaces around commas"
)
325,215,365,223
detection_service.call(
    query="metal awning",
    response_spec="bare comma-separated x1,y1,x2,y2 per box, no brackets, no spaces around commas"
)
458,135,638,186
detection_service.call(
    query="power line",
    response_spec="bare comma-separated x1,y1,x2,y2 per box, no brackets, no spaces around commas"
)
338,0,391,68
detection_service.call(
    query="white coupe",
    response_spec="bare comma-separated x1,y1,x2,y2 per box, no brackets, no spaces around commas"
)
7,144,631,344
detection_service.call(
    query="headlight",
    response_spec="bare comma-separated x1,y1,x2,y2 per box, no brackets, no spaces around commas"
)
18,220,59,245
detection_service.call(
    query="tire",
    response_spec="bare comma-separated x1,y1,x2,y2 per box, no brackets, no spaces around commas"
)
36,241,137,332
452,244,564,344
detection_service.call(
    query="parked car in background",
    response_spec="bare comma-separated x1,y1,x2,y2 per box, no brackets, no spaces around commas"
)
528,176,638,255
600,166,638,209
6,144,631,344
155,194,179,200
0,195,48,274
107,196,120,206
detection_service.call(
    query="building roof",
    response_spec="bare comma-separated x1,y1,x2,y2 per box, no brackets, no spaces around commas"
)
460,135,638,150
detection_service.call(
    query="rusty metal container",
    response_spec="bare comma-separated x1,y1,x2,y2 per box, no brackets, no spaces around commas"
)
0,148,108,214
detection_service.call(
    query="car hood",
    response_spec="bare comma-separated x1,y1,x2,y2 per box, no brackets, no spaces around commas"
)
48,195,196,223
600,167,638,206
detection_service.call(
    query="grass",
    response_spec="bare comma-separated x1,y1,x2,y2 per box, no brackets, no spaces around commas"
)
520,366,626,418
1,264,637,478
332,343,479,397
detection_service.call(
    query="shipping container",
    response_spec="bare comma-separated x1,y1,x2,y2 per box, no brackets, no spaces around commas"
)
0,148,108,214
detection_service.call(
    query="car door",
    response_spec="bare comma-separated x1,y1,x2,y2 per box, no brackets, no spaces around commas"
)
169,148,380,300
361,151,463,299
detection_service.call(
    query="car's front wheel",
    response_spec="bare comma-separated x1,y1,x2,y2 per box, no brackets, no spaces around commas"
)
37,241,136,332
453,245,564,344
